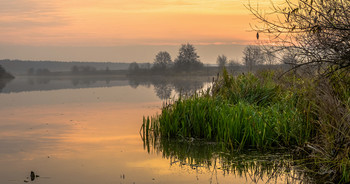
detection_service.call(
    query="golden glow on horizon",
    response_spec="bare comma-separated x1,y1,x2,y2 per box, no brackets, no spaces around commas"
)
0,0,286,46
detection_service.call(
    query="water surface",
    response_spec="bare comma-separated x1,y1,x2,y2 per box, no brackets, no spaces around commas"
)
0,77,308,183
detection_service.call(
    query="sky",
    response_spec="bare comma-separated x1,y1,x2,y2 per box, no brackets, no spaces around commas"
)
0,0,284,63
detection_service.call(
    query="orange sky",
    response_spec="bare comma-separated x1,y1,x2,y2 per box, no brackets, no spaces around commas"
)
0,0,288,46
0,0,286,62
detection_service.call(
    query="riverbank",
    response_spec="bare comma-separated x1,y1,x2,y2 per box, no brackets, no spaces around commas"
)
142,69,350,183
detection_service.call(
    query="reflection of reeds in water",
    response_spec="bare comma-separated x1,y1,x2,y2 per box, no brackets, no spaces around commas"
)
140,129,312,183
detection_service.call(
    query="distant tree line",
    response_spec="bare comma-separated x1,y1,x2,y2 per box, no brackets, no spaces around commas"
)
215,45,296,73
129,42,296,75
128,43,204,75
71,65,97,74
26,65,125,76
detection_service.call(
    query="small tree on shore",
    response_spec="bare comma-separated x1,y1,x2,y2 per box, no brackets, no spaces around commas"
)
128,62,140,73
153,51,172,70
217,55,227,70
174,43,203,70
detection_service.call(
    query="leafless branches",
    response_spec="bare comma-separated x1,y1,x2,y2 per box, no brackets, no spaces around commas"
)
247,0,350,76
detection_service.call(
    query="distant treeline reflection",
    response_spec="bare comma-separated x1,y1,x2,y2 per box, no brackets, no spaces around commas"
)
129,75,211,99
0,75,212,100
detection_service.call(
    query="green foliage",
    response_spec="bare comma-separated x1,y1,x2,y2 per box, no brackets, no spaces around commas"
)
142,69,350,183
144,69,313,150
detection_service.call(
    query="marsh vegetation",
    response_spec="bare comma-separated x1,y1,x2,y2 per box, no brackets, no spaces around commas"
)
142,69,350,183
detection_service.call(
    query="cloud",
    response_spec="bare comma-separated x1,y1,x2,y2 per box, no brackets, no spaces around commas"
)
0,0,69,29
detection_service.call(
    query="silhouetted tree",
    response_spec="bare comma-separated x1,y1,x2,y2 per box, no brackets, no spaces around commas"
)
217,55,227,70
153,51,173,70
243,45,265,71
128,62,140,72
247,0,350,75
174,43,203,70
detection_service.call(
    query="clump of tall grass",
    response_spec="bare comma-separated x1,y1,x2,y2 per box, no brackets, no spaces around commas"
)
143,69,313,150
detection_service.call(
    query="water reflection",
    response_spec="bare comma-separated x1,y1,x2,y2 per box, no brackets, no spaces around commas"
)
143,136,313,184
129,76,209,100
153,82,172,100
0,78,13,92
1,76,211,100
0,77,314,184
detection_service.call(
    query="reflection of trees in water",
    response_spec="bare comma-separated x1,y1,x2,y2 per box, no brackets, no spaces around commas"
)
171,79,203,95
153,81,172,100
27,78,50,85
71,78,97,86
141,135,312,184
37,78,50,84
24,77,114,87
128,77,152,89
127,76,210,100
0,80,10,92
128,79,140,89
0,77,14,92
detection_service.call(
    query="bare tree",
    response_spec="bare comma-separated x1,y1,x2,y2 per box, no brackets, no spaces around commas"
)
247,0,350,76
217,55,227,69
243,45,265,71
153,51,172,70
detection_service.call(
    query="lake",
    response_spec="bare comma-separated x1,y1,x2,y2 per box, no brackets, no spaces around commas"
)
0,76,308,184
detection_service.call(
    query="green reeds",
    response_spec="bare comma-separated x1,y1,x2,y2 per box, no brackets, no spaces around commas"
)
143,69,312,150
146,96,309,150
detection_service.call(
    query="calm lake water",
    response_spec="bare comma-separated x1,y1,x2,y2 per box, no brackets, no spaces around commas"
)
0,76,308,184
